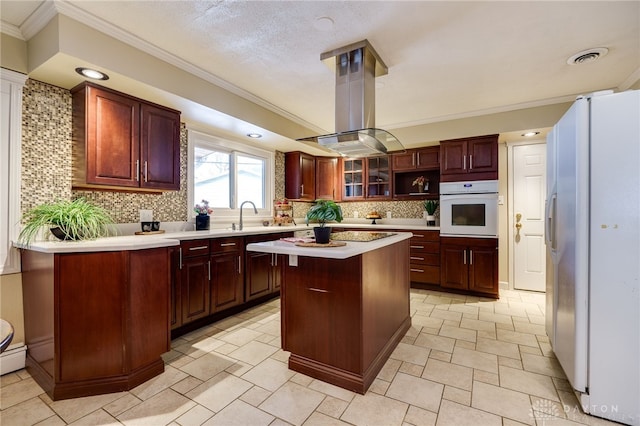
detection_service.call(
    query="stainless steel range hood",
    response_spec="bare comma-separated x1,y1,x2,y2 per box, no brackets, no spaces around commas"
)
297,40,405,157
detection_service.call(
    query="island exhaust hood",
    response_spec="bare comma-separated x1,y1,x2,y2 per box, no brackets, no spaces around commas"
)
297,40,405,157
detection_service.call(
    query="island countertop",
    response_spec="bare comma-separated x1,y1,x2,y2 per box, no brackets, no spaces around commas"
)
246,231,413,260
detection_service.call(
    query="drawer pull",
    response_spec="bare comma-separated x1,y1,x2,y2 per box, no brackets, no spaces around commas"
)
410,256,424,261
410,268,424,273
189,245,208,251
308,288,329,293
410,245,424,249
412,234,424,238
220,242,236,247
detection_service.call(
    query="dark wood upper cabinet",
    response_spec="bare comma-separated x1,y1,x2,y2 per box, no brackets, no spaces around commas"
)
285,151,316,201
392,146,440,171
315,157,341,201
72,81,180,192
440,134,498,182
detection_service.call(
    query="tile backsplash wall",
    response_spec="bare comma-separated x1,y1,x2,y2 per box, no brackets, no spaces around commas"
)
21,79,430,225
21,79,188,223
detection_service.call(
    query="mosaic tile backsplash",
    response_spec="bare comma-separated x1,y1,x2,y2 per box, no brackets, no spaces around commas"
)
21,79,430,225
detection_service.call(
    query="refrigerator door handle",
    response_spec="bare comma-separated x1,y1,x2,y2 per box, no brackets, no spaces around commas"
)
545,183,558,259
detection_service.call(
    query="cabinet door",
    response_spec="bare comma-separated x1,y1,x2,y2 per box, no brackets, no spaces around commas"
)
416,147,440,170
210,252,244,312
468,242,499,296
85,86,140,187
392,151,417,171
367,156,391,199
440,140,467,176
272,254,285,291
316,157,340,200
285,152,316,201
245,251,273,301
140,103,180,190
180,256,211,324
440,242,468,290
342,158,365,200
467,137,498,175
170,248,182,330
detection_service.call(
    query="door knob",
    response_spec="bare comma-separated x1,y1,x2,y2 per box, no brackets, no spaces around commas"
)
515,222,522,230
515,213,522,240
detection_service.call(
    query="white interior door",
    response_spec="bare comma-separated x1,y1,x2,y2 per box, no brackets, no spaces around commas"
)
513,143,546,291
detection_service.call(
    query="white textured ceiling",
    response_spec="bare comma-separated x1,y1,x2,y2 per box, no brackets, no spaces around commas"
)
2,0,639,150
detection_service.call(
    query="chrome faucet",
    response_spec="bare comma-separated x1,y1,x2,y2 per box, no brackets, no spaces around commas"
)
239,201,258,230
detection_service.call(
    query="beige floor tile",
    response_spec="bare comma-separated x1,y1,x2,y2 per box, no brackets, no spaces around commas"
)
173,403,214,425
473,369,499,386
390,342,431,366
471,381,534,425
68,409,119,425
0,377,45,410
459,318,496,332
499,365,559,401
0,394,55,425
430,308,463,322
0,371,22,387
239,385,272,407
399,360,424,377
412,314,444,329
386,372,443,413
225,360,253,377
33,415,66,426
290,372,314,387
219,328,262,346
414,333,456,353
477,329,497,340
448,303,479,317
521,353,566,378
442,385,471,406
478,311,514,325
439,325,476,343
368,378,391,395
377,357,402,381
454,340,476,350
340,392,408,426
185,371,253,413
519,345,543,356
308,379,355,403
513,321,547,336
47,392,125,424
404,405,437,426
130,366,188,400
241,357,294,391
475,337,520,359
436,399,501,426
422,358,473,391
259,382,324,426
530,396,568,420
303,411,352,426
253,320,280,337
498,356,523,370
451,347,498,374
102,393,143,417
202,399,273,426
117,388,195,426
316,395,349,418
429,350,452,362
179,352,236,381
171,376,204,395
496,328,539,347
228,340,278,365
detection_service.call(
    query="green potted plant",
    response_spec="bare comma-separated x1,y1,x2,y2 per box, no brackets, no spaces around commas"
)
423,199,439,226
305,199,344,244
18,198,113,245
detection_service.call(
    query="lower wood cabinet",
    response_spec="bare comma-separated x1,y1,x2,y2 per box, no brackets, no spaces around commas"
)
409,230,440,285
210,238,244,312
440,236,499,298
245,232,293,301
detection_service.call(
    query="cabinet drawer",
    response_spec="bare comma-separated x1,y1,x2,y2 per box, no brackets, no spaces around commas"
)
212,237,242,253
409,242,440,254
180,240,210,258
410,265,440,284
410,231,439,243
409,253,440,266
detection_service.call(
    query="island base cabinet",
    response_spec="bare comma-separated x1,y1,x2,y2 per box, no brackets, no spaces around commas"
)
281,240,411,394
21,248,170,400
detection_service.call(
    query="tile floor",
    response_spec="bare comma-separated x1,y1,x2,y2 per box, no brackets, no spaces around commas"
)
0,288,619,426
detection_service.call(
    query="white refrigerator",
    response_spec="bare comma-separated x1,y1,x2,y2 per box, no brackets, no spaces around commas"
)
545,89,640,425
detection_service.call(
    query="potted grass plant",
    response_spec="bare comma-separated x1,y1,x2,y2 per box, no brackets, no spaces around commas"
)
305,199,343,244
18,198,113,245
423,199,439,226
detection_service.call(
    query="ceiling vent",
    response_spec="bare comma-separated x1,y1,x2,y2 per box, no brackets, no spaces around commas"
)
567,47,609,65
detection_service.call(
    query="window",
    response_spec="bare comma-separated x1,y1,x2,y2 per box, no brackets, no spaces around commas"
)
188,130,273,219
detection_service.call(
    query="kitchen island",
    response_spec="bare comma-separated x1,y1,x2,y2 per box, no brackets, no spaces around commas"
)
18,236,178,400
246,231,412,394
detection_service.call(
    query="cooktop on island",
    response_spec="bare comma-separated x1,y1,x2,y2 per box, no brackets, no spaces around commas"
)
330,231,396,242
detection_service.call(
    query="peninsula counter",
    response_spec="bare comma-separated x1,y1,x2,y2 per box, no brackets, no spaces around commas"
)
246,232,412,394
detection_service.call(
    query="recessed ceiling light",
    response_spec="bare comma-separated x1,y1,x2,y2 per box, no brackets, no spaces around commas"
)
522,131,540,137
566,47,609,65
314,16,335,31
75,67,109,80
247,133,262,139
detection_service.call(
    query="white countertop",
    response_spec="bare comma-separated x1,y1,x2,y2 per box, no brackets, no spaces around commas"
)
246,232,413,260
14,222,437,254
